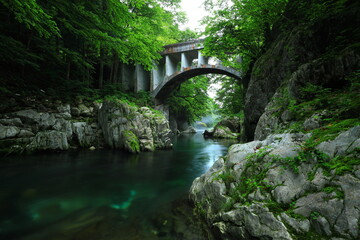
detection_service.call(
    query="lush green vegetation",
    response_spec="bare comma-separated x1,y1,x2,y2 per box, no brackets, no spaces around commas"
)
0,0,192,96
202,0,288,71
166,75,214,124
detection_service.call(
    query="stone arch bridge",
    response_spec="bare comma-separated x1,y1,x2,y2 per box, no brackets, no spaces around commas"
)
120,39,241,101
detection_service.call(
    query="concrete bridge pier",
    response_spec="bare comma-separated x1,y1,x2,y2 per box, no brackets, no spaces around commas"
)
151,59,165,91
165,55,178,76
121,63,135,91
135,64,150,92
181,52,193,70
198,51,209,66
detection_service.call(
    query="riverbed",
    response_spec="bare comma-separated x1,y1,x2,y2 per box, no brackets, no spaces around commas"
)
0,132,236,239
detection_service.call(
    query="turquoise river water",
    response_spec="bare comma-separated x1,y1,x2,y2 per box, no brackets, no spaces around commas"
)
0,132,236,240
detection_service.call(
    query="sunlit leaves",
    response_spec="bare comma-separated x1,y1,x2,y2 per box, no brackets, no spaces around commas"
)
167,75,212,123
202,0,288,71
0,0,60,38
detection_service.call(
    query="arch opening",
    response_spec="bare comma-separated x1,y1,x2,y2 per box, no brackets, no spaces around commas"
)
151,64,241,102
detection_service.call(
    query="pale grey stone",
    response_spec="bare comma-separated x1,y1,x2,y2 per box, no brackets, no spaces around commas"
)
0,125,20,139
311,167,330,190
303,112,325,131
281,110,294,122
189,127,360,240
98,100,172,152
334,174,360,239
312,216,332,236
255,110,281,141
56,104,71,119
280,213,310,233
220,204,292,240
53,119,72,139
13,109,41,124
212,126,238,139
317,126,360,157
0,118,23,127
348,138,360,153
355,169,360,179
27,131,69,151
295,192,343,226
181,126,197,134
78,104,92,117
248,189,269,201
39,113,56,130
268,166,310,204
72,122,95,147
18,129,35,138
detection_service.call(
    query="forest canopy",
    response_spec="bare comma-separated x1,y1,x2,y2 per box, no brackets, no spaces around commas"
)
0,0,192,93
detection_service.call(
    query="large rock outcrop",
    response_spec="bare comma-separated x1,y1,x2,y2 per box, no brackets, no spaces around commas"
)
190,126,360,239
244,0,360,141
254,46,360,141
98,99,172,153
0,99,172,154
0,103,100,154
204,117,241,139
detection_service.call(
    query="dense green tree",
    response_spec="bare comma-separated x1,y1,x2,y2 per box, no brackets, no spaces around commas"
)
202,0,288,72
0,0,188,94
166,75,212,124
210,75,244,116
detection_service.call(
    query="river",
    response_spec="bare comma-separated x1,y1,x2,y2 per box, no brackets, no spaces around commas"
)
0,132,236,239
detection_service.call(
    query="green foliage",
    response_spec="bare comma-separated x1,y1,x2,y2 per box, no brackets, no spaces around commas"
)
123,130,140,153
227,146,275,205
293,0,348,27
214,170,236,186
202,0,288,71
0,0,60,38
322,186,344,199
193,200,207,219
210,75,245,116
0,0,187,93
320,150,360,176
289,70,360,122
309,211,320,220
167,75,213,123
307,119,360,148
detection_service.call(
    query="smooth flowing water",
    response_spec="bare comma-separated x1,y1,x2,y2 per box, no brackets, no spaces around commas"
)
0,132,236,240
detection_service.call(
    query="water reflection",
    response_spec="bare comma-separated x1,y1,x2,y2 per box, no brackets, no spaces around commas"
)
0,132,237,239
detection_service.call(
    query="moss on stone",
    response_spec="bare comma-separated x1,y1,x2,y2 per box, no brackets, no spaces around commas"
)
122,130,140,153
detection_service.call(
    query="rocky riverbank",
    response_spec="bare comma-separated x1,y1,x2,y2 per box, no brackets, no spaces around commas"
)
189,0,360,239
0,98,172,155
190,127,360,239
203,116,241,139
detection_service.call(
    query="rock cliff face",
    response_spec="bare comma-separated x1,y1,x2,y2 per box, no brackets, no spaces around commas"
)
254,44,360,141
190,127,360,239
190,1,360,239
244,0,360,141
0,99,172,154
0,104,100,154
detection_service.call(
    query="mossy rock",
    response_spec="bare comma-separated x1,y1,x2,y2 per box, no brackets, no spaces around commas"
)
122,130,140,153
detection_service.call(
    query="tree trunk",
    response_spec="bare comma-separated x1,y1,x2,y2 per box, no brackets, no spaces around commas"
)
113,58,119,83
99,48,104,89
66,61,71,81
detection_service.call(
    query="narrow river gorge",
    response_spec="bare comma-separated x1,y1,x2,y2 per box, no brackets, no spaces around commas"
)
0,132,236,239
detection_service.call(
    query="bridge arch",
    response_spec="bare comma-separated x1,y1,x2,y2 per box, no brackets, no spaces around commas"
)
150,64,241,101
149,39,242,101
